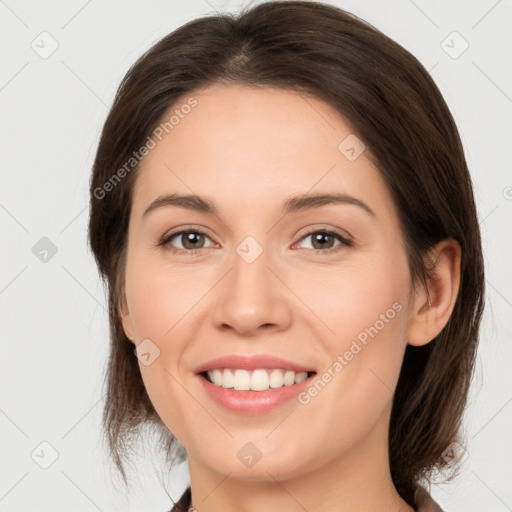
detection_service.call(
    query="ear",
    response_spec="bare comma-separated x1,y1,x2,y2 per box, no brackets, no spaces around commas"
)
119,294,135,344
407,238,461,347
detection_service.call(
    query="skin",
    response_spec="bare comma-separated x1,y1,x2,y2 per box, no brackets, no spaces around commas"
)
120,84,461,512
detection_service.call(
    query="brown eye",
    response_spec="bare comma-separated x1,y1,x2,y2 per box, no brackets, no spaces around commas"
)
159,229,215,253
296,230,352,254
178,231,207,250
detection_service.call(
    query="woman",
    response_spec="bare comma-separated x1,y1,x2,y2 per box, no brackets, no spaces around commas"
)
88,2,485,511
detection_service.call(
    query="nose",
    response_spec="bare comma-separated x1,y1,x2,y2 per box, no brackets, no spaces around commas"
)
211,245,293,336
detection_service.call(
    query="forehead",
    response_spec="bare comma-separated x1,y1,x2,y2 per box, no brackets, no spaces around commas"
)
131,84,391,218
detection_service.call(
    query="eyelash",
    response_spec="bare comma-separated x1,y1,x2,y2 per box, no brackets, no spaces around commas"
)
157,228,353,256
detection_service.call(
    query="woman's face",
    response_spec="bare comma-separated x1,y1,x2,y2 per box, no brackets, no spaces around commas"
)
121,84,416,481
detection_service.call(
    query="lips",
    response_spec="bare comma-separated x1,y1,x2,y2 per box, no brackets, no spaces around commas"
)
196,368,317,414
193,354,317,375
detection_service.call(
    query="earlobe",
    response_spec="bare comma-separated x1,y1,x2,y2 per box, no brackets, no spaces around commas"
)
119,297,135,343
407,238,461,347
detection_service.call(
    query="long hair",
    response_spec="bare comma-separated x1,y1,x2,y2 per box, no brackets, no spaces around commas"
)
88,1,485,505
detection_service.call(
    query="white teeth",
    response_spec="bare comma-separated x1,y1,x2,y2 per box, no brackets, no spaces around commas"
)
251,369,269,391
211,369,223,386
233,369,251,390
294,371,307,383
269,368,284,388
206,368,310,391
222,368,234,388
283,370,295,386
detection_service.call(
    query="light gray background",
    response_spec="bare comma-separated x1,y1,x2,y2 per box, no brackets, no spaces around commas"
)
1,0,511,510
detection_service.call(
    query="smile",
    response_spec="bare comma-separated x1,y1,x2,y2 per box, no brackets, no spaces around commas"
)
203,368,313,391
197,369,317,414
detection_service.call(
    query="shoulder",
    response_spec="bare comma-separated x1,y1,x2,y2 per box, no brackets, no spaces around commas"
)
414,485,444,512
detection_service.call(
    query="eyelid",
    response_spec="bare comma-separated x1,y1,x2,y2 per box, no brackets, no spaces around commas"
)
292,228,353,253
158,226,217,253
158,225,353,254
293,224,353,243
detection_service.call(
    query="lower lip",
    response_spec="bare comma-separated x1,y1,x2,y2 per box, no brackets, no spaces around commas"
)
196,373,316,414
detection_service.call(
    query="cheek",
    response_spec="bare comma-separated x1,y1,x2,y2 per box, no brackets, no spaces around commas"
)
294,244,411,412
123,250,212,439
124,248,205,340
293,245,410,355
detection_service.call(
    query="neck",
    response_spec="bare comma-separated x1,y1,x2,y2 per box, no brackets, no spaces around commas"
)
185,409,414,512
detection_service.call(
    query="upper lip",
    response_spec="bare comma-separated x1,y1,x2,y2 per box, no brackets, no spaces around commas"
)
194,354,317,374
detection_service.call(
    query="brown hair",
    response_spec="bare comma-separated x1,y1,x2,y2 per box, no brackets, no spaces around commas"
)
88,0,485,505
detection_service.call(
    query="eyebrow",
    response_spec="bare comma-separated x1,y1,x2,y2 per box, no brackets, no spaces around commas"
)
142,192,375,218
